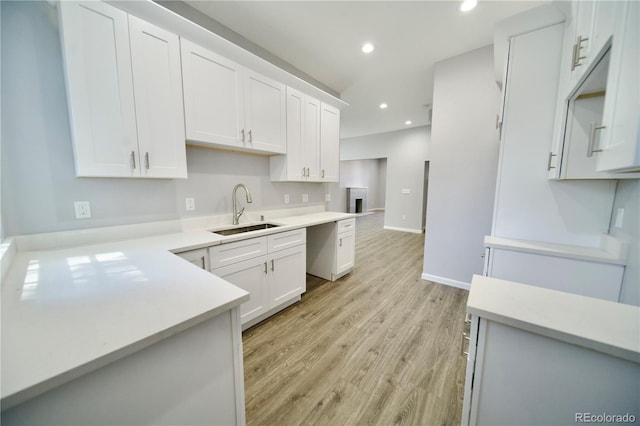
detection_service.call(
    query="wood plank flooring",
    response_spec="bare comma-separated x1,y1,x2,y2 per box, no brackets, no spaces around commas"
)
242,212,469,426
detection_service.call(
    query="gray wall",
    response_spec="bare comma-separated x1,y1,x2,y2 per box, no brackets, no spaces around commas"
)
610,180,640,306
338,159,387,212
0,1,332,236
338,126,430,232
422,46,501,287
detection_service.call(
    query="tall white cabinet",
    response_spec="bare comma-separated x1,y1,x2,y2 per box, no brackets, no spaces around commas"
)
58,1,187,178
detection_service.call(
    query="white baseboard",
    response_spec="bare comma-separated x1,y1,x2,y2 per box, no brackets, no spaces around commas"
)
421,273,471,291
384,226,423,234
369,208,385,212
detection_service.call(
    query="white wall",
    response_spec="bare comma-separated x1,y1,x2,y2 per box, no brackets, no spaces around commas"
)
338,126,430,232
610,181,640,306
338,159,386,212
422,46,501,288
0,1,333,236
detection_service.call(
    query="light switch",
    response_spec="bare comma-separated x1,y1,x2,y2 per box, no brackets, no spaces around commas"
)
401,188,411,194
185,198,196,211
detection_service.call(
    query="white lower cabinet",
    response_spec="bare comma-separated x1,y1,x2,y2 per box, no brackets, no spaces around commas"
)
211,229,306,327
462,316,639,425
307,218,355,281
1,308,245,426
485,247,623,301
214,256,269,323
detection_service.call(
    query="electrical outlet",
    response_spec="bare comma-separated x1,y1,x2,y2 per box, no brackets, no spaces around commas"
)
74,201,92,219
185,198,196,211
284,194,290,204
325,193,331,202
302,193,309,203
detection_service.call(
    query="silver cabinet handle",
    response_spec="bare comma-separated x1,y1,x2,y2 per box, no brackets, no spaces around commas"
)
263,262,267,274
339,238,342,247
248,130,252,143
587,122,606,157
306,167,310,177
547,152,557,170
302,167,306,178
461,333,470,356
130,151,136,169
145,152,150,170
571,35,589,70
321,169,325,178
270,259,274,271
241,129,245,142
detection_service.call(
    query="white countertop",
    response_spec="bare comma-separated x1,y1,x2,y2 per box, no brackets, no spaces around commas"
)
484,235,627,265
468,275,640,363
1,211,355,409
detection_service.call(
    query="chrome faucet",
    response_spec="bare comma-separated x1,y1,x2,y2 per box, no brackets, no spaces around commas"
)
232,184,252,225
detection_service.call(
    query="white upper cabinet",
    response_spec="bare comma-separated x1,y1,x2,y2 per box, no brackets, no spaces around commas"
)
243,70,287,154
549,0,639,178
596,0,640,173
58,1,187,178
129,15,187,178
180,38,245,149
181,39,286,155
319,103,340,182
566,1,616,87
270,87,320,181
59,1,137,177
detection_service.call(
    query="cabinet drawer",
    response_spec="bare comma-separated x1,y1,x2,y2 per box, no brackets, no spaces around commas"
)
210,237,267,269
337,218,355,234
267,228,306,252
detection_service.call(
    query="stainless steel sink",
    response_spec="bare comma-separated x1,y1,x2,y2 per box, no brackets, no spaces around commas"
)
211,223,281,236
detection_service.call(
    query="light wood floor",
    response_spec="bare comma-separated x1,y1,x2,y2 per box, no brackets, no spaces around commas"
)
242,212,469,426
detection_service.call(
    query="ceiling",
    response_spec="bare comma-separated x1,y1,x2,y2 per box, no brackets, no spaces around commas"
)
184,1,547,139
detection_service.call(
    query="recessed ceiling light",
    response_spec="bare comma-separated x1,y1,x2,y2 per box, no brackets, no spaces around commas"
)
362,43,375,54
379,103,388,109
405,120,412,125
460,0,477,12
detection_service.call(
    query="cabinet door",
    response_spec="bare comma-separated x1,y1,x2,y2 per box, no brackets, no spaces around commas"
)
58,1,138,177
596,1,640,172
129,16,187,178
568,1,594,85
244,70,286,154
590,1,616,58
269,245,306,308
284,87,305,179
335,230,355,275
181,38,244,148
320,103,340,182
213,257,269,324
303,96,321,181
176,248,210,270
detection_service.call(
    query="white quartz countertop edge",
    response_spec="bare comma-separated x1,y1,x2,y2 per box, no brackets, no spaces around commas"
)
467,275,640,363
1,211,355,408
484,235,627,265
